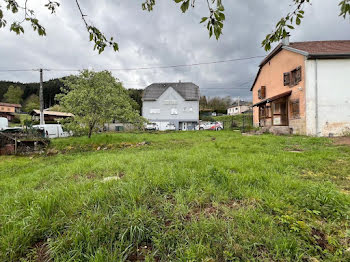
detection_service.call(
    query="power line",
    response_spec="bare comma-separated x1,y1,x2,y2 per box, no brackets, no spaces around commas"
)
0,55,264,73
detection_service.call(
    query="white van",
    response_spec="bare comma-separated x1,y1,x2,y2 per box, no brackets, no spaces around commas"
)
33,124,70,139
0,117,8,130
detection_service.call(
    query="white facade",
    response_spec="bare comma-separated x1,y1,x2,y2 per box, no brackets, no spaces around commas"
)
305,58,350,136
0,117,8,130
227,105,250,116
142,87,199,131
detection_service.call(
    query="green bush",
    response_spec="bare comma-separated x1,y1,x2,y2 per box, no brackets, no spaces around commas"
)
11,115,21,124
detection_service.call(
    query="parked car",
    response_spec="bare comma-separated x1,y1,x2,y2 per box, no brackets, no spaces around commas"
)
197,121,223,131
33,124,70,139
145,122,159,131
165,123,176,131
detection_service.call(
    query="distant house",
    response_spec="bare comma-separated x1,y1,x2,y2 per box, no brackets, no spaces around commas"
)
142,82,200,131
251,38,350,136
0,102,21,121
30,110,74,122
227,105,250,116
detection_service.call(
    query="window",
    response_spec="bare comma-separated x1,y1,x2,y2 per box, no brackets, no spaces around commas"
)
164,100,177,105
150,109,160,114
290,100,300,119
283,72,291,86
291,66,302,86
284,67,302,87
258,86,266,99
171,108,178,115
274,103,281,114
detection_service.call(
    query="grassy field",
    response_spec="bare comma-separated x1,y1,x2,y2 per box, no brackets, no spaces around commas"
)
1,131,350,261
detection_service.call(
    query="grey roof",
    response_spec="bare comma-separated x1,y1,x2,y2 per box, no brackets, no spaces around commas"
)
143,82,200,101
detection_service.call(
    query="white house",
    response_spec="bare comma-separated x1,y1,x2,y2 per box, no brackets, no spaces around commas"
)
142,82,200,131
227,105,250,116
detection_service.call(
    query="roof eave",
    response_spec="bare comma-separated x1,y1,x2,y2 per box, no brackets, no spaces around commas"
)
250,68,261,91
307,53,350,59
282,46,309,56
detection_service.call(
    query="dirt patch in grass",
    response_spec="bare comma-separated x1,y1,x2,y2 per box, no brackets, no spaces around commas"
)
284,145,304,153
184,199,258,221
126,243,160,262
24,241,51,262
311,228,329,251
34,241,51,262
333,137,350,146
73,172,98,181
51,141,151,155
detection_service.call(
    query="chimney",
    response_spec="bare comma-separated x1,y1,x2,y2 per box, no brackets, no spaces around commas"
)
282,34,290,46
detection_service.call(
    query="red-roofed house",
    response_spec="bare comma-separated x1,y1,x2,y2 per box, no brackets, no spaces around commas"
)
251,38,350,136
0,102,21,121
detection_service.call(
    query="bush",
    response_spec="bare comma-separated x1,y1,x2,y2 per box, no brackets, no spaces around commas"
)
11,115,21,124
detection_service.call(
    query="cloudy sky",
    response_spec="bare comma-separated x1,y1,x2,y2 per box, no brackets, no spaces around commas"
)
0,0,349,100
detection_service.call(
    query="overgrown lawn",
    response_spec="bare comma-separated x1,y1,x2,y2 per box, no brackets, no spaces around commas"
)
0,131,349,261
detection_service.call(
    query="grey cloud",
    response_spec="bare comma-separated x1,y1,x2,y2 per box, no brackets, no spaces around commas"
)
0,0,349,101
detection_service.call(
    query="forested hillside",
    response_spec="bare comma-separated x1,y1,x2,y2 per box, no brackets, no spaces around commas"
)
0,79,62,109
0,79,143,113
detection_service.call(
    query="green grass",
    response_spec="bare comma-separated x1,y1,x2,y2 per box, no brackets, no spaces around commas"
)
1,131,350,261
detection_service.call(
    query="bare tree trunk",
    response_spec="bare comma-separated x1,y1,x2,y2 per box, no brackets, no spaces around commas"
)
88,126,93,138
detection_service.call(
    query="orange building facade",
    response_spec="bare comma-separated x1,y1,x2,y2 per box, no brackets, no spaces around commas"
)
252,49,307,134
0,102,21,121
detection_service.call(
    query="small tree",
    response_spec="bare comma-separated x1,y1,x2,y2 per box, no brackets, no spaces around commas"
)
56,70,144,138
3,85,23,104
23,94,40,112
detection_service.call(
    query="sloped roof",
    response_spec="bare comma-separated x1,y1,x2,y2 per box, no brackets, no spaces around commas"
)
31,110,74,117
259,40,350,68
289,40,350,55
0,102,22,108
143,82,200,101
251,40,350,91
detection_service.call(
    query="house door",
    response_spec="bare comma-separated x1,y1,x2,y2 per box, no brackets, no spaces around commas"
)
280,101,288,126
182,122,187,131
273,99,289,126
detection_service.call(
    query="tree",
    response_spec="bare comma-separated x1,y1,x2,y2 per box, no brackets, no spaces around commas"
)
199,96,208,110
56,70,144,138
47,104,64,112
127,89,143,114
22,94,39,112
1,0,348,53
3,85,23,104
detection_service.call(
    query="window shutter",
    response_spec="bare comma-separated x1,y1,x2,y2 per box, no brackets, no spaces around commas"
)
296,66,302,83
283,72,290,86
258,89,262,99
261,86,266,99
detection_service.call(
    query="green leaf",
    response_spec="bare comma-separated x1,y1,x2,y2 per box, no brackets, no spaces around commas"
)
200,17,208,23
180,0,189,13
218,12,225,21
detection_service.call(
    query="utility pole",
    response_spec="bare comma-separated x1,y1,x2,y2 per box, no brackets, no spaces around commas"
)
39,69,45,125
